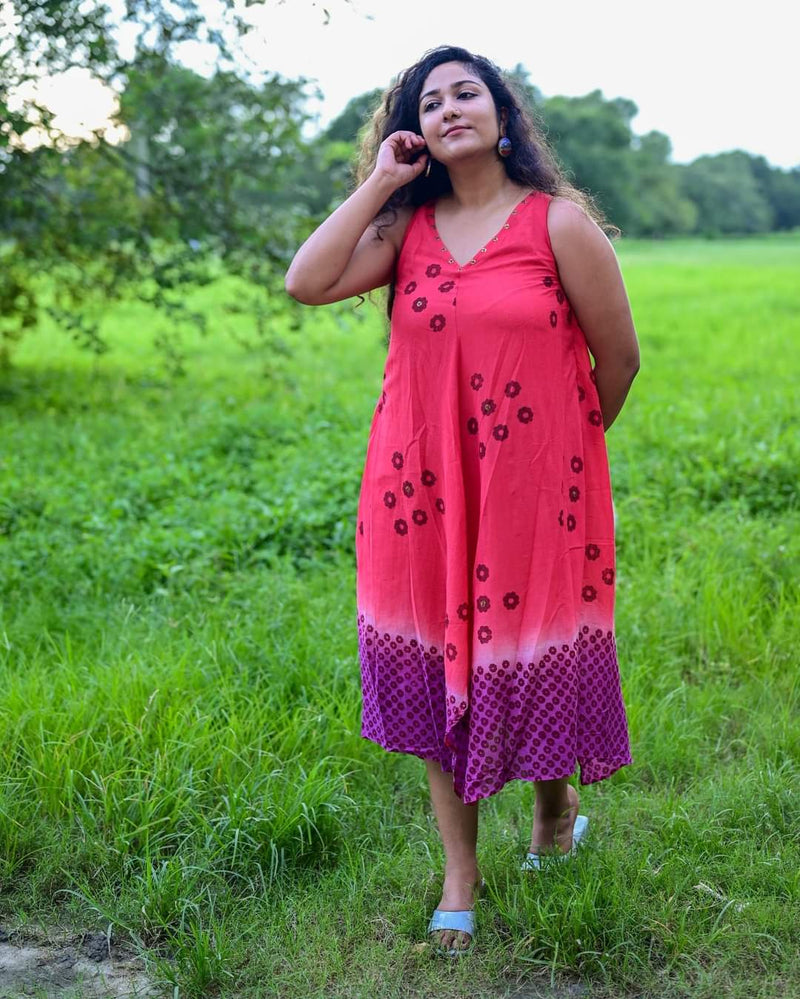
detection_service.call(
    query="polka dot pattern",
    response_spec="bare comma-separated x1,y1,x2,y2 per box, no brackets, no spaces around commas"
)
355,190,631,804
358,615,631,805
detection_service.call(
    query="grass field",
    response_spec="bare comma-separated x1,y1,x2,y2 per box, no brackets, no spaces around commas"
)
1,233,799,998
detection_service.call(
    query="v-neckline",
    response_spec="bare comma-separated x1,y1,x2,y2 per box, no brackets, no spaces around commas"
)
426,189,537,271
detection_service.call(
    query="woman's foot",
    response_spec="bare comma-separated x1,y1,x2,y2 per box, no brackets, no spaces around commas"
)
529,783,580,856
429,865,482,953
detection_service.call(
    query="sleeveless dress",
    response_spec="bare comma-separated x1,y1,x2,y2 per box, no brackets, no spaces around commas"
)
354,189,632,805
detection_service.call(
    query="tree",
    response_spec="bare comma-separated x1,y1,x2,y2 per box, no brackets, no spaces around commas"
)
0,0,335,368
747,155,800,231
680,152,774,235
629,131,697,237
540,91,639,233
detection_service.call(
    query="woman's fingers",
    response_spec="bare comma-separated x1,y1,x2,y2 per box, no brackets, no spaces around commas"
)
386,131,426,163
372,131,428,188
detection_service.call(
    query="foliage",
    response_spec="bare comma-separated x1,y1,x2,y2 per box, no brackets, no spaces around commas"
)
681,151,775,235
542,90,639,230
0,0,313,369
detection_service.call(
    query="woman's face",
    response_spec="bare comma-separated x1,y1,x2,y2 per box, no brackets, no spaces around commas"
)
417,61,501,165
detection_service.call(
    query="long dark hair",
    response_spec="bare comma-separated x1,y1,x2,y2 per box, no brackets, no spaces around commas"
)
354,46,611,318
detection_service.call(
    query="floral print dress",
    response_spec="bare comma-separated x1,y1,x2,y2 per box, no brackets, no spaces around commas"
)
355,189,632,804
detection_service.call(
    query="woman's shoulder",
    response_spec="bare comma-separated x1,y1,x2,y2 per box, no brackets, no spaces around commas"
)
546,196,594,234
371,202,419,253
546,197,612,265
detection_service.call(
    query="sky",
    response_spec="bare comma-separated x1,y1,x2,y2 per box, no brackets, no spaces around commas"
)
9,0,800,169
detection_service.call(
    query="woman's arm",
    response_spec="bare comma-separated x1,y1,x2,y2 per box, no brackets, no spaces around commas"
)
284,131,428,306
547,198,641,430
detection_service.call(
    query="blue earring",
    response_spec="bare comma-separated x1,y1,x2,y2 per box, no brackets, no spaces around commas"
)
498,131,513,158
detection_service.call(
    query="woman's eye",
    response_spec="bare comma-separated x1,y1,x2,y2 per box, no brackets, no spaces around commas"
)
458,91,476,99
423,101,439,113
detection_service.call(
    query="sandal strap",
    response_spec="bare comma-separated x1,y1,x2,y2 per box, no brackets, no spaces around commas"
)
427,908,475,935
521,814,589,870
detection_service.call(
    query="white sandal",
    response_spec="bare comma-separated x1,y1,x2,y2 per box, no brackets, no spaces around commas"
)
427,908,476,957
521,814,589,870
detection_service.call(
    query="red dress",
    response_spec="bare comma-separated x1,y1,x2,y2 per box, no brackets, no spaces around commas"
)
355,189,632,804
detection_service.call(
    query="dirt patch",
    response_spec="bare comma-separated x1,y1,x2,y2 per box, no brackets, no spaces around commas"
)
0,925,161,998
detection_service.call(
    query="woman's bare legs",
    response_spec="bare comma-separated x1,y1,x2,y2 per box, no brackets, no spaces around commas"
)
425,760,482,951
530,777,580,854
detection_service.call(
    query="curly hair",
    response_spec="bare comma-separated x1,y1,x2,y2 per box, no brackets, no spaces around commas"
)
353,45,612,318
357,46,610,223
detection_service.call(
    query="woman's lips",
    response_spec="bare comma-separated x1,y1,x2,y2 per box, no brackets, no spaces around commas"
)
444,126,469,136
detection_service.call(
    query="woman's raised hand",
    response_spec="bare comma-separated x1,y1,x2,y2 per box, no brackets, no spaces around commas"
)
373,131,429,189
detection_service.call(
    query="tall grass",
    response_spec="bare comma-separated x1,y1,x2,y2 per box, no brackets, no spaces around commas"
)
1,233,798,997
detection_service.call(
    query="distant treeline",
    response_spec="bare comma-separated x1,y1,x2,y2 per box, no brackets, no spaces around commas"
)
2,51,798,360
306,68,800,238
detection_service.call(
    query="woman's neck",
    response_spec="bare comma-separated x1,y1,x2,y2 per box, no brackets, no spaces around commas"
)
444,156,522,211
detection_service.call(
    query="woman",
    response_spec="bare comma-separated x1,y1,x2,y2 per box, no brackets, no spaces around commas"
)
285,45,640,957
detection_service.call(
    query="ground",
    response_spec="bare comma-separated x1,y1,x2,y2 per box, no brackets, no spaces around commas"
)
0,925,158,998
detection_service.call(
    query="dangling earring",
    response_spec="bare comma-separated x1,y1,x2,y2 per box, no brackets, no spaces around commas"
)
425,157,432,178
497,123,513,158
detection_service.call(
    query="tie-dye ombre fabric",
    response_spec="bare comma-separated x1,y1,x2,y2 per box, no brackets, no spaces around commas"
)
355,191,632,804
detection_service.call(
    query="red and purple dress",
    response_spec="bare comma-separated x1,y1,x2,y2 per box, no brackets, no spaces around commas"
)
355,190,632,805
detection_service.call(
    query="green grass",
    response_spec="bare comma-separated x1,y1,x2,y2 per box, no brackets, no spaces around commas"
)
1,234,799,998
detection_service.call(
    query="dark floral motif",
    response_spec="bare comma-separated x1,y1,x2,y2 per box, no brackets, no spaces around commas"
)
403,281,417,295
383,491,396,509
430,314,446,332
493,424,509,442
394,518,408,536
478,442,486,459
582,585,597,602
391,451,404,470
446,642,457,661
467,417,479,435
517,406,534,424
444,614,449,628
439,280,455,293
435,497,445,514
567,514,577,532
402,480,414,497
602,568,615,585
476,595,491,613
549,310,558,328
412,297,428,312
476,564,490,582
470,372,484,391
457,602,470,621
543,276,554,287
412,509,428,526
359,521,364,536
556,289,565,304
504,381,521,397
421,469,437,486
586,544,601,560
571,455,584,474
588,410,603,426
558,510,564,527
481,398,496,416
578,385,586,402
477,625,493,644
426,263,442,278
569,486,580,502
503,591,520,610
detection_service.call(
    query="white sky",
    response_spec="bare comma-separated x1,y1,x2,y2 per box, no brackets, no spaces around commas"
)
235,0,800,168
10,0,800,168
